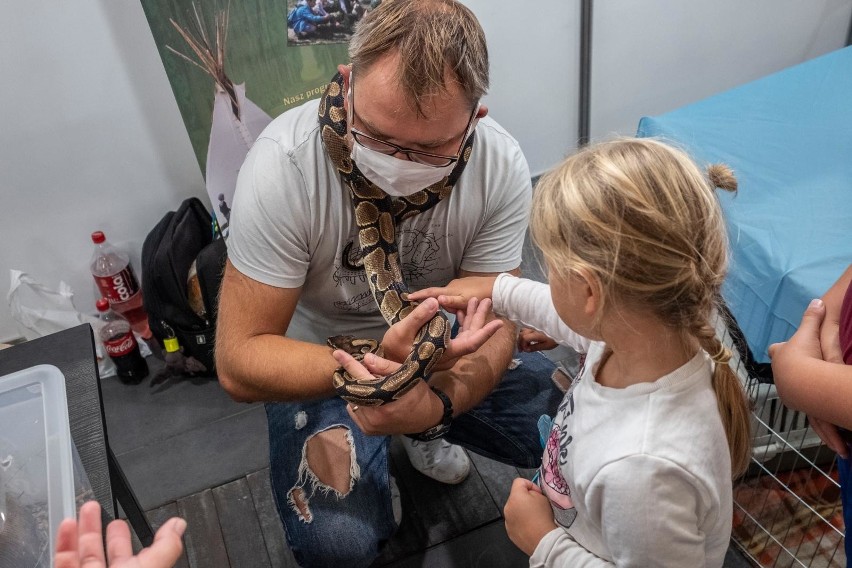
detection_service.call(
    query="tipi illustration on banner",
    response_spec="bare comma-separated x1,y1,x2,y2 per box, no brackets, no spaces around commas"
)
168,5,272,236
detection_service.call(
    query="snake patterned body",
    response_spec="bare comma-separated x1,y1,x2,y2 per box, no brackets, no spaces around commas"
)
317,74,475,406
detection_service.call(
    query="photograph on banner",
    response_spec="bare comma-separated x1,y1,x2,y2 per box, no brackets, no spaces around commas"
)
138,0,355,233
287,0,377,46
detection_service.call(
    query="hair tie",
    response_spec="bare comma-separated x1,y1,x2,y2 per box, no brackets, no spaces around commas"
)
710,344,731,365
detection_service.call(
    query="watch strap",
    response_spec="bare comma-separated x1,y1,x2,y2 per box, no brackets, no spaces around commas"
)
408,386,453,441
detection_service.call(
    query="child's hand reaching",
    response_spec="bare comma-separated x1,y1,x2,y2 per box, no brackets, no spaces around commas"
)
55,501,185,568
407,276,498,313
504,478,557,556
518,328,558,352
377,296,503,370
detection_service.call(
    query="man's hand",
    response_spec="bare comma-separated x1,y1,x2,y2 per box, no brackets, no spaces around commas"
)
407,276,498,313
332,349,444,435
518,328,558,352
379,297,503,371
770,298,848,458
504,478,557,556
55,501,185,568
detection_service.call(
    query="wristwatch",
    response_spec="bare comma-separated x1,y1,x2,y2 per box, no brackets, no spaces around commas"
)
409,387,453,441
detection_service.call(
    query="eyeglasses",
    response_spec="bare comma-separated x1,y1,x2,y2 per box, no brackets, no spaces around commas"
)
348,74,479,167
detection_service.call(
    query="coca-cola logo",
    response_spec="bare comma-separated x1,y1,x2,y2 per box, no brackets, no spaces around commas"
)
112,273,131,301
95,267,138,303
106,335,135,356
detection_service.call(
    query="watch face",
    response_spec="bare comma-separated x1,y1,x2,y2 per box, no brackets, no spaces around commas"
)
413,423,449,441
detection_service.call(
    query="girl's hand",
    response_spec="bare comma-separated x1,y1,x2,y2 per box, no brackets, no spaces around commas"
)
518,328,558,352
504,478,557,556
407,276,498,313
379,297,503,370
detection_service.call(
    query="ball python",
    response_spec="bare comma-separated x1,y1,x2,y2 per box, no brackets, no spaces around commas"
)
318,73,475,406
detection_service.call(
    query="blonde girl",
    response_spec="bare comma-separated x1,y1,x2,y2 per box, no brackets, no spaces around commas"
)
410,138,752,567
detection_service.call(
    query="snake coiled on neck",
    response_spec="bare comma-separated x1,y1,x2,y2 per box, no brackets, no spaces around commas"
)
318,73,475,406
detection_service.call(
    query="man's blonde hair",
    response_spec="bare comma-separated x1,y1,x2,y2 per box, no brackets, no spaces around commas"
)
349,0,489,113
531,138,752,478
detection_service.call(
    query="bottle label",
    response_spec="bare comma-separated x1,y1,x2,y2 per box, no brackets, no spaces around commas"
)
104,332,137,357
94,267,140,303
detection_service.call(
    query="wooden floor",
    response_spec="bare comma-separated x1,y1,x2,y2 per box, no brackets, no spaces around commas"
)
142,440,534,568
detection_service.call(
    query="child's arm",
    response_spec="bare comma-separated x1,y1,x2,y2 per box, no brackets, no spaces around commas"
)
492,274,591,353
771,298,852,432
408,276,497,308
410,274,591,353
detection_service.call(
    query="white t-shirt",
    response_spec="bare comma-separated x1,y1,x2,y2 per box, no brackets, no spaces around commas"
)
228,98,532,344
492,274,733,568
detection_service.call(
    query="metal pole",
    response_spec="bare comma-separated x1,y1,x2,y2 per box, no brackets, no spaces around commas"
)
578,0,593,146
846,5,852,46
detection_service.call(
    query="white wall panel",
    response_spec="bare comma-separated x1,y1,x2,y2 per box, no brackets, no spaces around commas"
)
461,1,580,177
590,0,852,140
0,0,206,342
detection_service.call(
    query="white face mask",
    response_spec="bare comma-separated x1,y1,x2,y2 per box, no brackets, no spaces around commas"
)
350,142,456,197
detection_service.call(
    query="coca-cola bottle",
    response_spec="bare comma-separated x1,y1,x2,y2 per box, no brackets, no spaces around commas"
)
96,298,149,384
90,231,151,339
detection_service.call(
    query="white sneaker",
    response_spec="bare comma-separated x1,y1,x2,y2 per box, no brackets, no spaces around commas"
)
390,475,402,525
399,437,471,485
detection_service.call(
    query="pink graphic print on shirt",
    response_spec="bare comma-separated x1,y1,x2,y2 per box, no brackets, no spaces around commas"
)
540,427,572,511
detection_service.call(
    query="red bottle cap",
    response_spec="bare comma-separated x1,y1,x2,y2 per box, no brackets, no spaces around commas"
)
95,298,110,312
91,231,105,244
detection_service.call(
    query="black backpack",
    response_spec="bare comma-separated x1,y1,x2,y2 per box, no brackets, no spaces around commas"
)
141,197,227,374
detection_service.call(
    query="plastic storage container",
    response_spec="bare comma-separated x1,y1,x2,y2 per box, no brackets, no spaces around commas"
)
0,365,76,567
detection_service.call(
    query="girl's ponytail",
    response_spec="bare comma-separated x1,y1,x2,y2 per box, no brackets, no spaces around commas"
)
693,319,752,479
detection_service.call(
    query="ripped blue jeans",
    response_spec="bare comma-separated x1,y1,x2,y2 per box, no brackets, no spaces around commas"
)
265,350,564,567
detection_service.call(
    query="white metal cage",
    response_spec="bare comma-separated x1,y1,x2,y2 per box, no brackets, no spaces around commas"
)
719,319,846,567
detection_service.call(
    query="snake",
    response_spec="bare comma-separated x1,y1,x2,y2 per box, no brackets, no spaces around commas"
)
318,73,475,406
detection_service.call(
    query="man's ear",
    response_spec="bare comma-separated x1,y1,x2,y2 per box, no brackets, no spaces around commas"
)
339,64,352,90
476,104,489,120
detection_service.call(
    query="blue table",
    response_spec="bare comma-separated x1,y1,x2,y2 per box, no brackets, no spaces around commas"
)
638,47,852,364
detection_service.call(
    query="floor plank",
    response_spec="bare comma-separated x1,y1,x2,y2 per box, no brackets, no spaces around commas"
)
381,519,529,568
176,489,230,568
147,459,754,568
212,478,272,568
388,439,501,547
147,502,190,568
373,452,431,565
246,470,301,568
467,452,522,512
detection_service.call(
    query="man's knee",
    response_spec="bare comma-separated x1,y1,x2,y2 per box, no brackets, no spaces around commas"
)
280,428,390,567
287,426,360,523
288,521,384,568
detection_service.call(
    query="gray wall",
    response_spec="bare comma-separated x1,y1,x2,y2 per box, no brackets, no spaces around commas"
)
1,0,850,342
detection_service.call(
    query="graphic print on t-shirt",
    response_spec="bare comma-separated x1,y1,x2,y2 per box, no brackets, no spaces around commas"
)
333,241,368,286
398,228,447,283
331,227,450,314
539,361,584,528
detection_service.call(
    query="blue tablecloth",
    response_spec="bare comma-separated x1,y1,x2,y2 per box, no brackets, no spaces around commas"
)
638,47,852,363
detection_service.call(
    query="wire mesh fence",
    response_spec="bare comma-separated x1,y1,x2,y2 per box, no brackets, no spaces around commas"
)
719,319,846,567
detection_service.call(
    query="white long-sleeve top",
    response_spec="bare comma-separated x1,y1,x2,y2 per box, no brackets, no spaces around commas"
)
492,274,733,568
